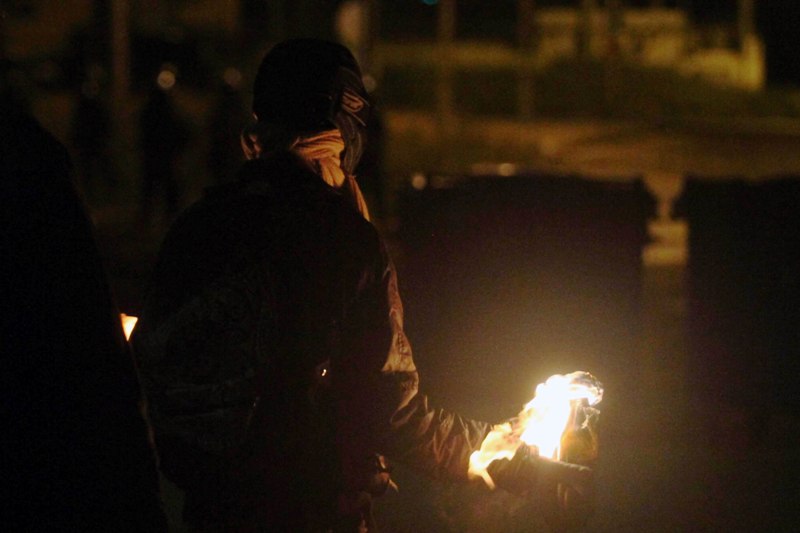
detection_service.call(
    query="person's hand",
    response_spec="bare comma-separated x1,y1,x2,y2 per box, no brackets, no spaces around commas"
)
539,409,599,531
487,445,594,531
486,444,592,497
538,456,595,533
485,443,538,496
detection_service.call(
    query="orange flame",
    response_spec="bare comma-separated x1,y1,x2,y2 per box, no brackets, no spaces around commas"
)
469,371,602,488
120,313,138,341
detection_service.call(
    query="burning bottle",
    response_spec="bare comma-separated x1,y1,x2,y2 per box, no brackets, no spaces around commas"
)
559,386,602,467
549,375,602,533
470,372,603,483
469,372,603,531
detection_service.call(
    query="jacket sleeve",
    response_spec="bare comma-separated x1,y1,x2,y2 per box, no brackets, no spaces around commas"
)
334,233,491,488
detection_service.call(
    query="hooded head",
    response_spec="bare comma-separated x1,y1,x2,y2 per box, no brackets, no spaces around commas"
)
251,38,370,175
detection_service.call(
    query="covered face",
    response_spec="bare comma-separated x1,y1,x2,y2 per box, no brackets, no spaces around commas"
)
251,38,371,175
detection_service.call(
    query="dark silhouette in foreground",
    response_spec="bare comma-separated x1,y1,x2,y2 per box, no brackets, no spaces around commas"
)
0,108,167,531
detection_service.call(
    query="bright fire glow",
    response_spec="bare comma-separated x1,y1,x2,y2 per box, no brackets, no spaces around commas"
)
469,371,602,488
120,314,138,341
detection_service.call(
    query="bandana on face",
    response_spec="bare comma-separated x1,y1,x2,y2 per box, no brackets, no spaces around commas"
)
251,39,371,176
241,124,370,221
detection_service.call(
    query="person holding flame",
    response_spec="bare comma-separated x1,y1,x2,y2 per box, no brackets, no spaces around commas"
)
131,38,591,532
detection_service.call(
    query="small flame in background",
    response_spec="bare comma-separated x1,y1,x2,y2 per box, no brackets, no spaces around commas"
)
469,371,603,488
120,314,138,341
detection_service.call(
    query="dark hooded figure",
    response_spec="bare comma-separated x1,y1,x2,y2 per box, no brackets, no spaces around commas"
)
0,107,167,531
138,76,190,224
131,39,589,532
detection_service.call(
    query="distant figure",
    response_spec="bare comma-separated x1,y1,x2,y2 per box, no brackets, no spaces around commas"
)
0,106,167,531
138,69,190,225
207,68,249,184
70,75,115,203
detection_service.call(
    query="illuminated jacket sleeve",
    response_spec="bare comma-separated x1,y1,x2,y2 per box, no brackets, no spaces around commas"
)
334,230,492,488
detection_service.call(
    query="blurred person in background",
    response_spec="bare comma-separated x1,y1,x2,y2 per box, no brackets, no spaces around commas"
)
69,66,115,204
138,65,190,227
131,39,589,532
0,101,167,530
206,67,249,185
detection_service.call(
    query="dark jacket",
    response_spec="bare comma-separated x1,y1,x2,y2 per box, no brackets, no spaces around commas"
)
132,152,490,531
0,110,167,531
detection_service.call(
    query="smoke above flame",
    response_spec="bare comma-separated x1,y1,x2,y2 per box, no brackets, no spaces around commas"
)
469,371,603,488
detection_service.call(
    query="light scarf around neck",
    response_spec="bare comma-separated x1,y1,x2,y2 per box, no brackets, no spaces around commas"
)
242,124,370,221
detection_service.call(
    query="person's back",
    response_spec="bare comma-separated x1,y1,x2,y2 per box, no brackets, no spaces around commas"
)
134,148,386,530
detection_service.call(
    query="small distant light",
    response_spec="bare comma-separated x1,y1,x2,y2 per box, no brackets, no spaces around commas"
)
223,67,242,89
498,163,516,176
411,172,427,190
362,73,377,93
157,70,176,90
120,314,138,341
